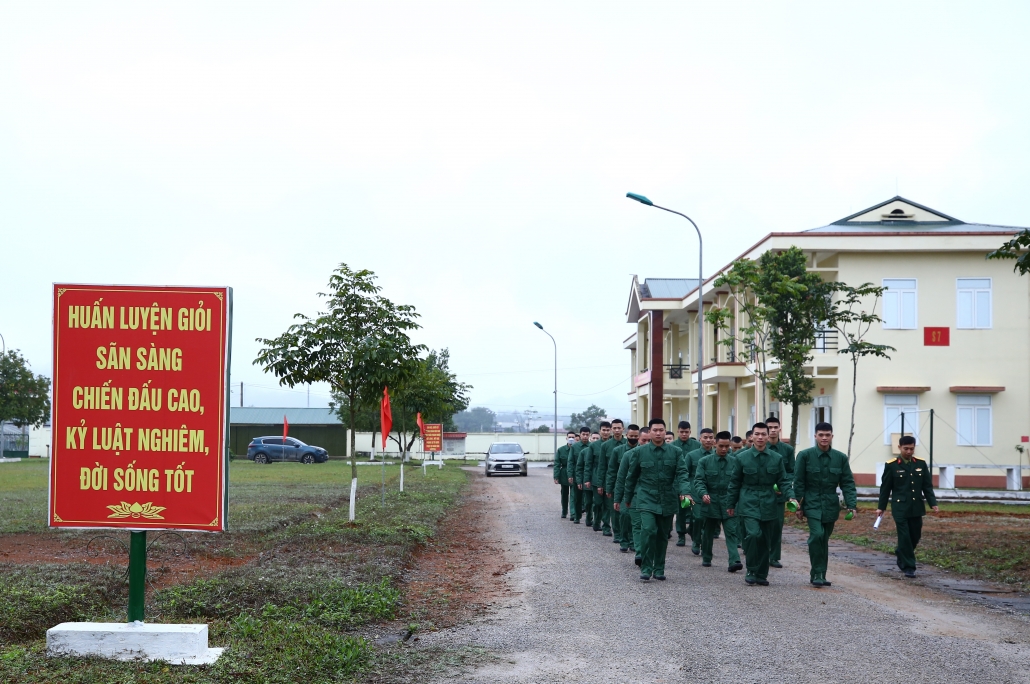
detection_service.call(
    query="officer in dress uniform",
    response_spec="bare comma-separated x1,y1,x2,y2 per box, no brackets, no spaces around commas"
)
876,435,938,577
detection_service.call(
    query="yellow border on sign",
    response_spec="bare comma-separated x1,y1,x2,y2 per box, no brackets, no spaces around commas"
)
51,286,229,530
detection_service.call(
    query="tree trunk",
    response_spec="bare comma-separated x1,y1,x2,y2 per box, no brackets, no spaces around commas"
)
789,399,801,447
847,356,858,458
348,393,357,481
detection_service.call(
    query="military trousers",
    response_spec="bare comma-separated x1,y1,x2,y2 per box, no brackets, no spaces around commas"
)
689,505,703,550
608,496,621,541
770,504,785,562
558,483,570,517
600,494,611,533
805,516,835,580
582,490,594,526
894,514,924,572
701,516,741,566
741,516,776,581
629,506,642,554
571,486,583,520
591,490,606,531
675,503,689,538
638,511,674,576
618,507,632,549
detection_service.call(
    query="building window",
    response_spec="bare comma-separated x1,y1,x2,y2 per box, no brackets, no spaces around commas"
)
882,279,917,329
957,278,992,329
884,394,919,445
957,395,992,446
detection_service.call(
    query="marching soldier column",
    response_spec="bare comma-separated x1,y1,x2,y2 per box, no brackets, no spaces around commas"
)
550,416,939,586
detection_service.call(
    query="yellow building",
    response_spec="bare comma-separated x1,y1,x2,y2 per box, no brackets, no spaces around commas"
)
624,196,1029,487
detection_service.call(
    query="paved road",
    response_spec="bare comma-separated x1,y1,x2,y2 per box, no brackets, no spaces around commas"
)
423,467,1030,683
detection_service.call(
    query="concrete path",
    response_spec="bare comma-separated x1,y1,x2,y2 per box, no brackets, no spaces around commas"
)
422,467,1030,683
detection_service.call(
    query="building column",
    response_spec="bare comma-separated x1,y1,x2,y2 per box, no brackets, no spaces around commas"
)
650,310,664,420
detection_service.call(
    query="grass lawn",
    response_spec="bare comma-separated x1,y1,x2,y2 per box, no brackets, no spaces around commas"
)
0,458,476,683
791,500,1030,592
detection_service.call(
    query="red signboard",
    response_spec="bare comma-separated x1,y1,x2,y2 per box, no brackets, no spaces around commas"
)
423,424,443,452
50,285,232,531
924,327,950,346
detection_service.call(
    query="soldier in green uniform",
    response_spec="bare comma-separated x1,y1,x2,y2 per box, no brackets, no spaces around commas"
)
606,424,639,552
876,435,938,577
765,416,795,569
673,421,701,548
682,428,715,553
614,425,650,566
792,422,857,586
553,431,577,518
726,422,797,586
582,421,611,532
693,431,744,572
599,419,625,539
569,428,590,524
619,418,691,581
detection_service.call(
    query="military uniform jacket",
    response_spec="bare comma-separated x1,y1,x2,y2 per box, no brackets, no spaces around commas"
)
726,447,794,521
612,445,641,504
767,440,796,503
682,447,713,500
553,444,571,482
581,438,607,487
605,441,631,494
676,437,701,458
570,441,588,485
599,437,624,492
792,446,857,522
693,453,741,520
877,457,937,517
622,442,691,516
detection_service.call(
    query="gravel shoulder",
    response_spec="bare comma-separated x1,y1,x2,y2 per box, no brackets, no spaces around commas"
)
421,467,1030,684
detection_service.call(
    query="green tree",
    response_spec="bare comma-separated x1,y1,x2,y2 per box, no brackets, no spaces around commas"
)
255,264,425,482
531,424,551,433
826,283,895,457
0,351,52,456
384,349,471,457
758,247,834,446
566,404,607,432
706,258,774,420
987,230,1030,275
453,407,496,432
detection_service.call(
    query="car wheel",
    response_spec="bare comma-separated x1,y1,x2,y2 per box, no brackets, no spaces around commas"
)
301,454,314,464
254,453,269,464
485,470,492,477
521,471,528,476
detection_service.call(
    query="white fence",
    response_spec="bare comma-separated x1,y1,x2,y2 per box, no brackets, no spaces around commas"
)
349,431,560,461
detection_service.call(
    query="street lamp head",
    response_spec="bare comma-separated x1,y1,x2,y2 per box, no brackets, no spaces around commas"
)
626,192,653,206
533,322,543,330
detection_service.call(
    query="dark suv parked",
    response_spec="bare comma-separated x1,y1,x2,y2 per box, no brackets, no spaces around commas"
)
246,437,329,464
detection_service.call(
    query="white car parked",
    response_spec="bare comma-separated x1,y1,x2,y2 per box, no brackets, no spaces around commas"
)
485,442,528,477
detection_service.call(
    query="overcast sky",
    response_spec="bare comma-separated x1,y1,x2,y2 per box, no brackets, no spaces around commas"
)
3,2,1030,420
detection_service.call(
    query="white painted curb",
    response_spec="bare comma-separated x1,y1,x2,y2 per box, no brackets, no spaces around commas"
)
47,622,223,665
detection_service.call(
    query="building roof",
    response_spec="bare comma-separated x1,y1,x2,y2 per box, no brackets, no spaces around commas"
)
803,196,1026,234
230,407,342,426
640,278,700,298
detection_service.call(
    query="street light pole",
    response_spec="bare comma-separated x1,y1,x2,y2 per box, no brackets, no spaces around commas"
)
626,193,705,430
533,322,558,458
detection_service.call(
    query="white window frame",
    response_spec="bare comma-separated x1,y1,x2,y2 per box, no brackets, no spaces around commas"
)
956,395,992,446
956,278,992,330
882,279,918,330
884,394,919,445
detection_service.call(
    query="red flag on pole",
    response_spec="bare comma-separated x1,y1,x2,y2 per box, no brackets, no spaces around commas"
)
283,415,289,440
416,412,425,438
380,387,392,450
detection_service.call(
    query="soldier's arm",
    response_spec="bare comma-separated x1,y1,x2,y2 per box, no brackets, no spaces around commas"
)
726,459,742,512
574,448,584,484
876,463,892,512
582,448,594,486
613,452,630,503
776,458,795,501
676,452,692,499
840,455,858,510
792,451,807,504
605,449,621,493
623,455,641,507
553,447,561,476
692,459,709,500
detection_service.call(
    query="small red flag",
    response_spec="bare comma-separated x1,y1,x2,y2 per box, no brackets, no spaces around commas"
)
380,387,392,449
416,412,425,438
283,415,289,441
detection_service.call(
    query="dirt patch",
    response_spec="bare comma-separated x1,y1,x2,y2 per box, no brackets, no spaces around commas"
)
0,532,256,590
398,474,514,633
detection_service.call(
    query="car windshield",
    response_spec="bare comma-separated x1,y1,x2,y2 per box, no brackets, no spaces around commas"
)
490,444,523,454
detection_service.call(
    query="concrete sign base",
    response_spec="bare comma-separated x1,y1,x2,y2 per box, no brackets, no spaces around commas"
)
47,622,223,665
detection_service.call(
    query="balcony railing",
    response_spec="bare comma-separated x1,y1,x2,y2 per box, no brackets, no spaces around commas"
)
664,364,690,379
814,329,838,352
